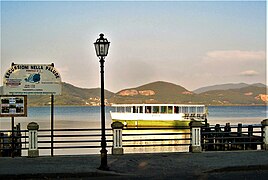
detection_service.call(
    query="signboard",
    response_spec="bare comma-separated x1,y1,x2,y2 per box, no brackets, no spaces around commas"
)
0,95,27,117
3,64,62,95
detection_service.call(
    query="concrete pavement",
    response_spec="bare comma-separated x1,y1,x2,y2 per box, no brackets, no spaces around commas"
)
0,151,268,179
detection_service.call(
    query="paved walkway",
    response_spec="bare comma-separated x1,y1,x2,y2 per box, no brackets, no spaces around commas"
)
0,151,268,179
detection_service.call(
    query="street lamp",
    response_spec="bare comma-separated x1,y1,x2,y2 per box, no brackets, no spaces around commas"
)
94,33,110,170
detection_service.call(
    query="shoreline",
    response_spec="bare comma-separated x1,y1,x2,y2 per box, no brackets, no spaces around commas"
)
27,104,267,108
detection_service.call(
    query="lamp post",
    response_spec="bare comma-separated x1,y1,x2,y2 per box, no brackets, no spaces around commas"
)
94,33,110,170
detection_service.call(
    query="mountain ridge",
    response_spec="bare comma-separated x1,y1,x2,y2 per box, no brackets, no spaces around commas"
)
0,81,267,106
194,83,266,94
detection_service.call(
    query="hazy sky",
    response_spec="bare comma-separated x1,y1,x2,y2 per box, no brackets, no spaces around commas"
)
1,1,266,92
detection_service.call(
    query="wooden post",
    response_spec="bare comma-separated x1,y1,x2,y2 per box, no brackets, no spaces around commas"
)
237,123,242,137
224,123,231,150
111,121,124,155
204,123,213,151
27,122,39,157
215,124,221,150
11,117,15,158
247,125,253,150
261,119,268,150
237,123,243,150
248,125,253,137
15,123,22,156
0,133,3,157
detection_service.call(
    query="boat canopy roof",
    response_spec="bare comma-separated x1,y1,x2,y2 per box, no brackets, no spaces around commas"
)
111,104,206,107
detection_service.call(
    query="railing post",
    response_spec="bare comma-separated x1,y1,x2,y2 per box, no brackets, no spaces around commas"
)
214,124,220,150
27,122,39,157
237,123,243,150
224,123,231,150
0,133,3,157
248,125,253,137
247,125,253,150
111,121,124,155
261,119,268,150
189,121,202,153
237,123,242,137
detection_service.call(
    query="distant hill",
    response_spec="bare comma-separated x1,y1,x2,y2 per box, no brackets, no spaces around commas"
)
193,83,267,94
110,81,203,104
110,81,267,105
0,81,267,106
198,85,267,105
8,82,114,106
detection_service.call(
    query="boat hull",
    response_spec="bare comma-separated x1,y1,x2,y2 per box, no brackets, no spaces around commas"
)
110,112,205,127
110,104,207,127
112,119,195,127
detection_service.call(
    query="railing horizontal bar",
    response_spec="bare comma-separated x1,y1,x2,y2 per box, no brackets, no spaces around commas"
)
203,125,262,128
202,142,263,145
0,136,27,139
203,137,262,140
123,144,191,147
38,145,112,149
0,148,26,151
38,134,112,138
123,127,191,130
0,142,24,145
0,130,28,133
38,128,112,132
123,133,190,136
123,138,191,142
202,132,263,135
38,140,113,143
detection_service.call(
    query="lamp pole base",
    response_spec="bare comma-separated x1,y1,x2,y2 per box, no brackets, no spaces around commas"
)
98,149,109,171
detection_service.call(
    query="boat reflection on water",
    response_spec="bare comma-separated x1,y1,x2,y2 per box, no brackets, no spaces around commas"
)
121,128,191,154
110,104,203,154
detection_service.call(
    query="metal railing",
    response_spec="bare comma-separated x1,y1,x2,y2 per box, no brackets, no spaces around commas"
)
1,126,192,156
201,123,264,151
35,127,191,155
38,128,113,150
1,120,268,157
0,129,28,157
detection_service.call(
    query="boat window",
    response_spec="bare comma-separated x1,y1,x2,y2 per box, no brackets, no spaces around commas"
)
197,106,204,113
189,106,196,113
139,106,143,113
160,106,167,113
133,106,138,113
179,106,182,113
174,106,179,113
145,106,152,113
168,106,173,114
182,106,188,113
118,107,125,113
126,107,131,113
153,106,159,113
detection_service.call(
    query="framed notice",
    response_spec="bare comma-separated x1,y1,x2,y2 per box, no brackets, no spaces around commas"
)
3,64,62,95
0,95,27,117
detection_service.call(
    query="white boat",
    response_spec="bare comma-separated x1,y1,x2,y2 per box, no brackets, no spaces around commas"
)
110,104,208,127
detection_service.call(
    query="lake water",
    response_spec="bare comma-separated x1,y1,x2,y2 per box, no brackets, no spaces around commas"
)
0,106,267,155
1,106,266,130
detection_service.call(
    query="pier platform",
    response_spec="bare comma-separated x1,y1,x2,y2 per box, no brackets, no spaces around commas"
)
0,151,268,179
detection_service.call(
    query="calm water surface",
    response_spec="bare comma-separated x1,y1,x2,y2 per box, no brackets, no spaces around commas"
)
0,106,266,155
0,106,267,129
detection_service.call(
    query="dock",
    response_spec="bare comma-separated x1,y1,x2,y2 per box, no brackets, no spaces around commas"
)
0,151,268,179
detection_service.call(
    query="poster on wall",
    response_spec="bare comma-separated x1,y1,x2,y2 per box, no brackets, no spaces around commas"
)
0,95,27,117
3,64,62,95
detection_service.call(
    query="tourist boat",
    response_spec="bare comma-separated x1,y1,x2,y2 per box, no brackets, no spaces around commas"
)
110,104,208,127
